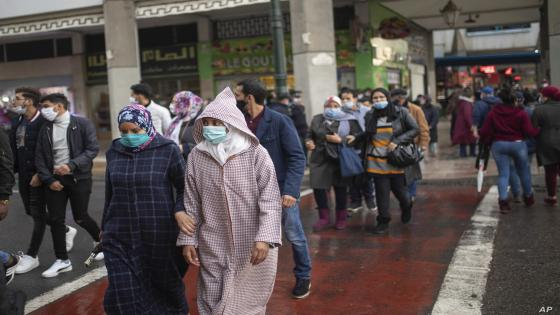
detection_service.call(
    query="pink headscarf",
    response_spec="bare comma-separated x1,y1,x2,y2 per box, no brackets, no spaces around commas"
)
164,91,203,139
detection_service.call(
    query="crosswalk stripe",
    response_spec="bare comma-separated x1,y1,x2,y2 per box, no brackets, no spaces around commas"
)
431,185,500,315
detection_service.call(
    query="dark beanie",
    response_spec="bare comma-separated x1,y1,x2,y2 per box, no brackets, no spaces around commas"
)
390,88,407,97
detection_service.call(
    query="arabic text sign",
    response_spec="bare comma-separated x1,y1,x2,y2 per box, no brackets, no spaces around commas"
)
86,44,198,83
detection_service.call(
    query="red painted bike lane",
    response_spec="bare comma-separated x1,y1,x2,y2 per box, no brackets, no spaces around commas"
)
31,186,483,315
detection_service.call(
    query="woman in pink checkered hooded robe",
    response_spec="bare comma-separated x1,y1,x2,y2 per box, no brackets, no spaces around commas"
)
176,87,282,315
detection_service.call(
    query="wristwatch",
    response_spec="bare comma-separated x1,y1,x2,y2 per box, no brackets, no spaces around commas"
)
0,200,9,206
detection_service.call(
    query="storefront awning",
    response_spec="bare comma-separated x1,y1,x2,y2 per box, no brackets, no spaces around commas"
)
435,52,541,67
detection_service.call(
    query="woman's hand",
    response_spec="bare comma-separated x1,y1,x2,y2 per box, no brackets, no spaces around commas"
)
305,140,316,151
30,174,42,187
346,135,356,144
325,134,342,144
183,245,200,266
175,212,196,236
250,241,270,265
387,142,398,151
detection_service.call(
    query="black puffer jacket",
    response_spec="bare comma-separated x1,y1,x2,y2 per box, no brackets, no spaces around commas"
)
0,128,14,200
35,115,99,186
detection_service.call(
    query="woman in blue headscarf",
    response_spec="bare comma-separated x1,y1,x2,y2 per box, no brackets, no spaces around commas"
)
102,104,190,314
305,96,361,231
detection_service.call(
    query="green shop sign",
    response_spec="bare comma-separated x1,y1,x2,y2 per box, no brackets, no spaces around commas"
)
86,44,198,84
212,30,355,76
211,37,293,76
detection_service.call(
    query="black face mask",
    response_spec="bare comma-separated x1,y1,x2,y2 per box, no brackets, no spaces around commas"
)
236,100,247,113
392,99,402,106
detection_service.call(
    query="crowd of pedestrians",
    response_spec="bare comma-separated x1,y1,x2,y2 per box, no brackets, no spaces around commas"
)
0,78,559,314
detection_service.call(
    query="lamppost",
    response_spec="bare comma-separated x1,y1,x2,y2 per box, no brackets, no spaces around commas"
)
270,0,289,96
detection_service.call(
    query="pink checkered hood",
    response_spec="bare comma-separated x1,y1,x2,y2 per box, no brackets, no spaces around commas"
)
193,87,259,147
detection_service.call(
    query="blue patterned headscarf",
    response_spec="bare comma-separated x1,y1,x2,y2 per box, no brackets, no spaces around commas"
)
117,104,157,152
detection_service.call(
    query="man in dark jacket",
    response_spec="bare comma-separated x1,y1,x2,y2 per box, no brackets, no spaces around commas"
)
235,79,311,299
0,127,27,313
0,128,18,278
9,88,78,275
35,93,102,278
472,86,501,136
268,94,309,157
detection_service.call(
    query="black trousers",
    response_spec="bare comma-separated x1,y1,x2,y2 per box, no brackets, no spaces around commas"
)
45,176,100,260
370,174,411,224
18,175,48,258
313,186,348,211
349,175,374,203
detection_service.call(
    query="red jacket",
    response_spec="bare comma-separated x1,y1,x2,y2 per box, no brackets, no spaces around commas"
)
479,104,540,143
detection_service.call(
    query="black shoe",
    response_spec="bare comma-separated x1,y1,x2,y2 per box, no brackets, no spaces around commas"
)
365,198,376,210
401,208,412,224
372,223,389,235
292,278,311,299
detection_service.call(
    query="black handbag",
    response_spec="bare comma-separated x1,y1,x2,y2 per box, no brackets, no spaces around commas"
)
387,143,423,167
387,110,423,168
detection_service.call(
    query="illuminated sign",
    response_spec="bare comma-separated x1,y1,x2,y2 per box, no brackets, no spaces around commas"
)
480,66,496,74
504,67,513,76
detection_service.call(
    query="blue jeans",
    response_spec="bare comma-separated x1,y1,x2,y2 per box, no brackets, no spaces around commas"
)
491,141,533,201
282,203,312,280
408,180,417,198
0,250,10,264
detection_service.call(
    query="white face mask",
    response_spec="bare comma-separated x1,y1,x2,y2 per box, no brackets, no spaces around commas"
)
129,96,137,104
10,105,26,115
342,101,354,110
41,107,58,121
169,103,176,115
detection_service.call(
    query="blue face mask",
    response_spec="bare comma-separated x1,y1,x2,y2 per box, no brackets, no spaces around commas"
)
120,133,151,148
373,101,389,110
324,107,345,119
203,126,227,144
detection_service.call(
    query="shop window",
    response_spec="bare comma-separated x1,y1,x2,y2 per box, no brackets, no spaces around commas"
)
6,39,54,61
214,15,291,40
0,45,4,62
140,26,175,48
56,38,73,56
175,24,198,44
334,6,355,30
86,33,106,53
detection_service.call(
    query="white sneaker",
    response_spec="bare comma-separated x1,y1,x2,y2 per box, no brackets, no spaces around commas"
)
93,242,104,261
15,253,40,274
66,226,78,252
41,259,72,278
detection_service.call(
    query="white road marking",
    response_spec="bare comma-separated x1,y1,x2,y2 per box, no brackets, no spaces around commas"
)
24,266,107,314
431,185,500,315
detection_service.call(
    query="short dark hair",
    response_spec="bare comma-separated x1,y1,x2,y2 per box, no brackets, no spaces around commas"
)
339,87,357,98
15,87,41,107
237,79,267,105
497,86,516,105
40,93,69,109
130,83,153,98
